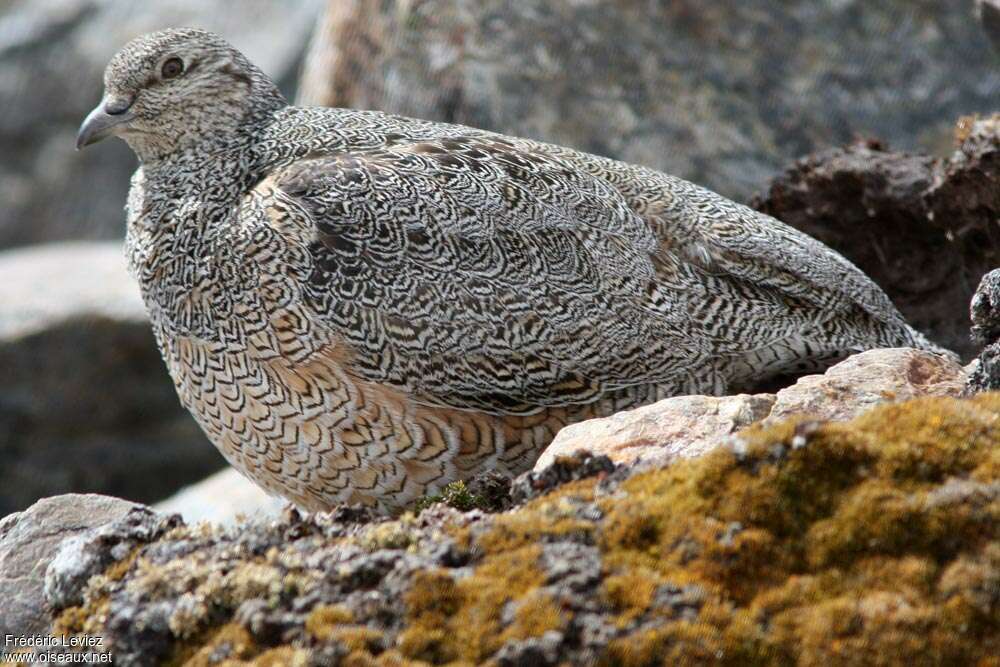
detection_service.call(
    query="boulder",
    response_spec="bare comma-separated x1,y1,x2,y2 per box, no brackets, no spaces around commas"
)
753,115,1000,359
0,241,143,340
300,1,998,203
154,468,285,527
535,394,775,472
766,348,968,424
0,242,223,517
0,0,323,250
536,348,966,471
0,493,141,636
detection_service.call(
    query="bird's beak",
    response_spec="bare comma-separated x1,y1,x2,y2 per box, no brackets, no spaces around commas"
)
76,95,135,150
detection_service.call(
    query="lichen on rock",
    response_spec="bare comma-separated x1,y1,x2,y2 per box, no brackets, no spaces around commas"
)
968,269,1000,394
35,395,1000,665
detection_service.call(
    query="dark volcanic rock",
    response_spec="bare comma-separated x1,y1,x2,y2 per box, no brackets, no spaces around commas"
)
754,115,1000,359
0,243,222,516
971,269,1000,346
300,0,999,202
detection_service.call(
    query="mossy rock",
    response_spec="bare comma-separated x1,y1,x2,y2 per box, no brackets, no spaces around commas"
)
45,395,1000,666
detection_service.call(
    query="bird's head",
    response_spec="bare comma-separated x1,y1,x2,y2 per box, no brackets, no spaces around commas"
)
77,28,286,161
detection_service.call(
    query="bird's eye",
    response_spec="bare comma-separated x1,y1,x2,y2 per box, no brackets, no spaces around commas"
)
161,57,184,80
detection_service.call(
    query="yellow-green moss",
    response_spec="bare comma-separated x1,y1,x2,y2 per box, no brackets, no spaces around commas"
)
396,478,617,662
399,570,462,663
327,627,386,653
602,569,664,627
473,477,600,553
175,623,258,666
592,395,1000,663
304,603,388,656
498,590,565,644
355,514,420,551
305,604,356,640
400,546,549,663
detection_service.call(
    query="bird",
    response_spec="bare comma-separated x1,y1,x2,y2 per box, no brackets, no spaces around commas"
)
78,28,943,512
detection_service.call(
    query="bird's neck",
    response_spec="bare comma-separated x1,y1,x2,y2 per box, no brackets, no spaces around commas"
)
129,82,287,164
125,136,267,340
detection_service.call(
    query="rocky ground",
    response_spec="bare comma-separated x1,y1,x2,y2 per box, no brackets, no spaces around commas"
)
3,379,998,665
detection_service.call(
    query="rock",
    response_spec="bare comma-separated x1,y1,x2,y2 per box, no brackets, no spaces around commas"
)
0,242,223,517
0,241,142,340
979,0,1000,53
767,348,967,424
299,1,998,203
514,452,618,505
534,394,775,472
154,468,285,527
495,630,562,667
0,0,323,250
33,394,1000,664
536,349,965,470
971,270,1000,347
967,269,1000,393
45,504,180,612
753,115,1000,359
0,494,140,636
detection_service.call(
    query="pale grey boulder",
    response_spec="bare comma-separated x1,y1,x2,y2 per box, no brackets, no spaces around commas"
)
765,348,967,424
535,394,776,471
537,348,967,470
0,242,222,516
154,468,286,527
0,494,141,636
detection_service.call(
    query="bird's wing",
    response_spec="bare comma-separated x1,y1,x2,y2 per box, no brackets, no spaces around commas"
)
253,135,709,415
652,177,907,329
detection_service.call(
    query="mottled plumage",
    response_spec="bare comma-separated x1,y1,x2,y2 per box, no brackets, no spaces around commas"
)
80,29,940,511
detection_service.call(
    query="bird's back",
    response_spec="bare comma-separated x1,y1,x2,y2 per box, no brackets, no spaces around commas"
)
249,105,935,393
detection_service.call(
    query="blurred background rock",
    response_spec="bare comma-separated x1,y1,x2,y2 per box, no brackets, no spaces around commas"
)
0,0,996,517
298,0,999,200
